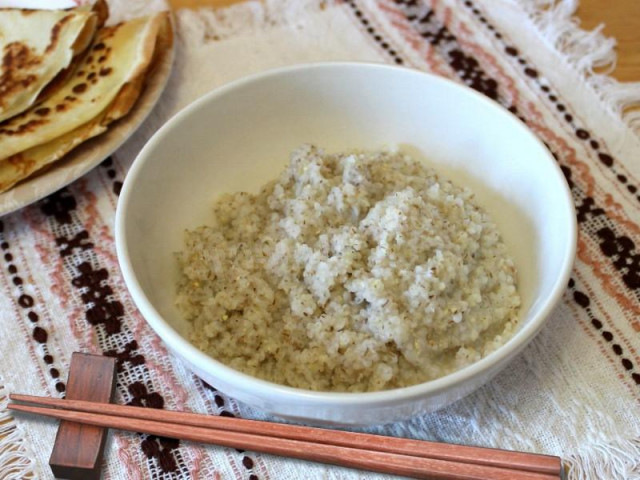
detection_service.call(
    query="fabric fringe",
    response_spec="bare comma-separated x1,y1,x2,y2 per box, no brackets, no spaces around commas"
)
0,386,37,480
509,0,640,133
564,435,640,480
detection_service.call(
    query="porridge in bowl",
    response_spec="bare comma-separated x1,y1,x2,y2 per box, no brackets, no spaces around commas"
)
175,145,521,392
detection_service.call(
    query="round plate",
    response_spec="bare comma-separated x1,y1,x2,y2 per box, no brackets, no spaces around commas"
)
0,17,175,217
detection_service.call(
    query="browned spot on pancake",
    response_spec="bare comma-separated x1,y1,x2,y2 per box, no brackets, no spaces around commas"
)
98,55,107,63
87,72,96,80
92,42,106,51
1,118,47,136
7,152,25,166
9,152,37,176
72,83,87,94
64,95,77,102
20,119,47,132
34,107,51,116
45,15,73,54
0,42,40,107
55,104,66,112
2,42,30,69
86,55,94,63
76,70,85,77
99,67,112,77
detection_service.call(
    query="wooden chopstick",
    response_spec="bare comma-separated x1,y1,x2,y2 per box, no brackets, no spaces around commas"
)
11,393,561,475
9,394,562,480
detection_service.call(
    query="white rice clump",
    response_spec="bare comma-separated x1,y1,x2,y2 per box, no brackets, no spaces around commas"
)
176,145,521,392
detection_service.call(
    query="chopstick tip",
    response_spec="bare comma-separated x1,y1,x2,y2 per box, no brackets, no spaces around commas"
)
8,392,45,404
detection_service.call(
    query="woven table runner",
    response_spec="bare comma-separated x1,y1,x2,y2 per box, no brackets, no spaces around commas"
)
1,0,639,479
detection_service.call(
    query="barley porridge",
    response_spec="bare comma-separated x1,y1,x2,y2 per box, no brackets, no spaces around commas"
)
176,145,521,392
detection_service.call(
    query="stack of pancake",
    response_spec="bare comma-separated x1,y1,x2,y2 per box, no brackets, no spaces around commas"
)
0,1,172,193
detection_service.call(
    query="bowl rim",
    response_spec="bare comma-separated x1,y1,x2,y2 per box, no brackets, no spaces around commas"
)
115,61,577,407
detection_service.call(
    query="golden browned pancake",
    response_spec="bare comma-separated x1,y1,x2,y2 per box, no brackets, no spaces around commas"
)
0,11,168,159
0,5,102,122
0,12,172,193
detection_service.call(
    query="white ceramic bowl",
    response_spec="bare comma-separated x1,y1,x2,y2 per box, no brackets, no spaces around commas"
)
116,63,576,425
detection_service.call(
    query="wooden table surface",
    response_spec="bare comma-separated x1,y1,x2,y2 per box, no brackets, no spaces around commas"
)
167,0,640,82
578,0,640,82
